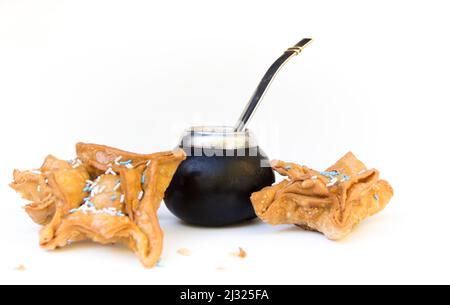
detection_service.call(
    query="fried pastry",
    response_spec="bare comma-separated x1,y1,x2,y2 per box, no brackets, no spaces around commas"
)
251,152,393,240
10,155,90,225
10,143,186,268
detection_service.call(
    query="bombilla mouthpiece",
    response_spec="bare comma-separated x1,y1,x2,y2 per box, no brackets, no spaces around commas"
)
234,38,313,132
286,38,313,55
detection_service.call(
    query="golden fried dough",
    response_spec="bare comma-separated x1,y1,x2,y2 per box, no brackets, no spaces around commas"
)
251,152,393,240
10,155,90,225
10,143,185,268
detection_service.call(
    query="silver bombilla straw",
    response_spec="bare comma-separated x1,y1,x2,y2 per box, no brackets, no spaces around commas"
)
234,38,313,132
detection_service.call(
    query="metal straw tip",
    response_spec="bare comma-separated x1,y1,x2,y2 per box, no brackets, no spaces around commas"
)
296,38,313,48
286,38,313,55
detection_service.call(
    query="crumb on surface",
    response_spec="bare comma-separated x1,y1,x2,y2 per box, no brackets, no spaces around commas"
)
231,247,247,258
15,264,26,271
177,248,191,256
216,266,226,271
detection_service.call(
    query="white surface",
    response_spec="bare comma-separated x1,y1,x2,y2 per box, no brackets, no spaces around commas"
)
1,0,449,285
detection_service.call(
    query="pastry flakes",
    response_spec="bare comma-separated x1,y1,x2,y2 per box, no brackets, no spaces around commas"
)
10,143,185,268
250,152,393,240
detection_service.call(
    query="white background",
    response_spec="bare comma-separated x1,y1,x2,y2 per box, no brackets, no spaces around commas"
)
1,0,449,285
